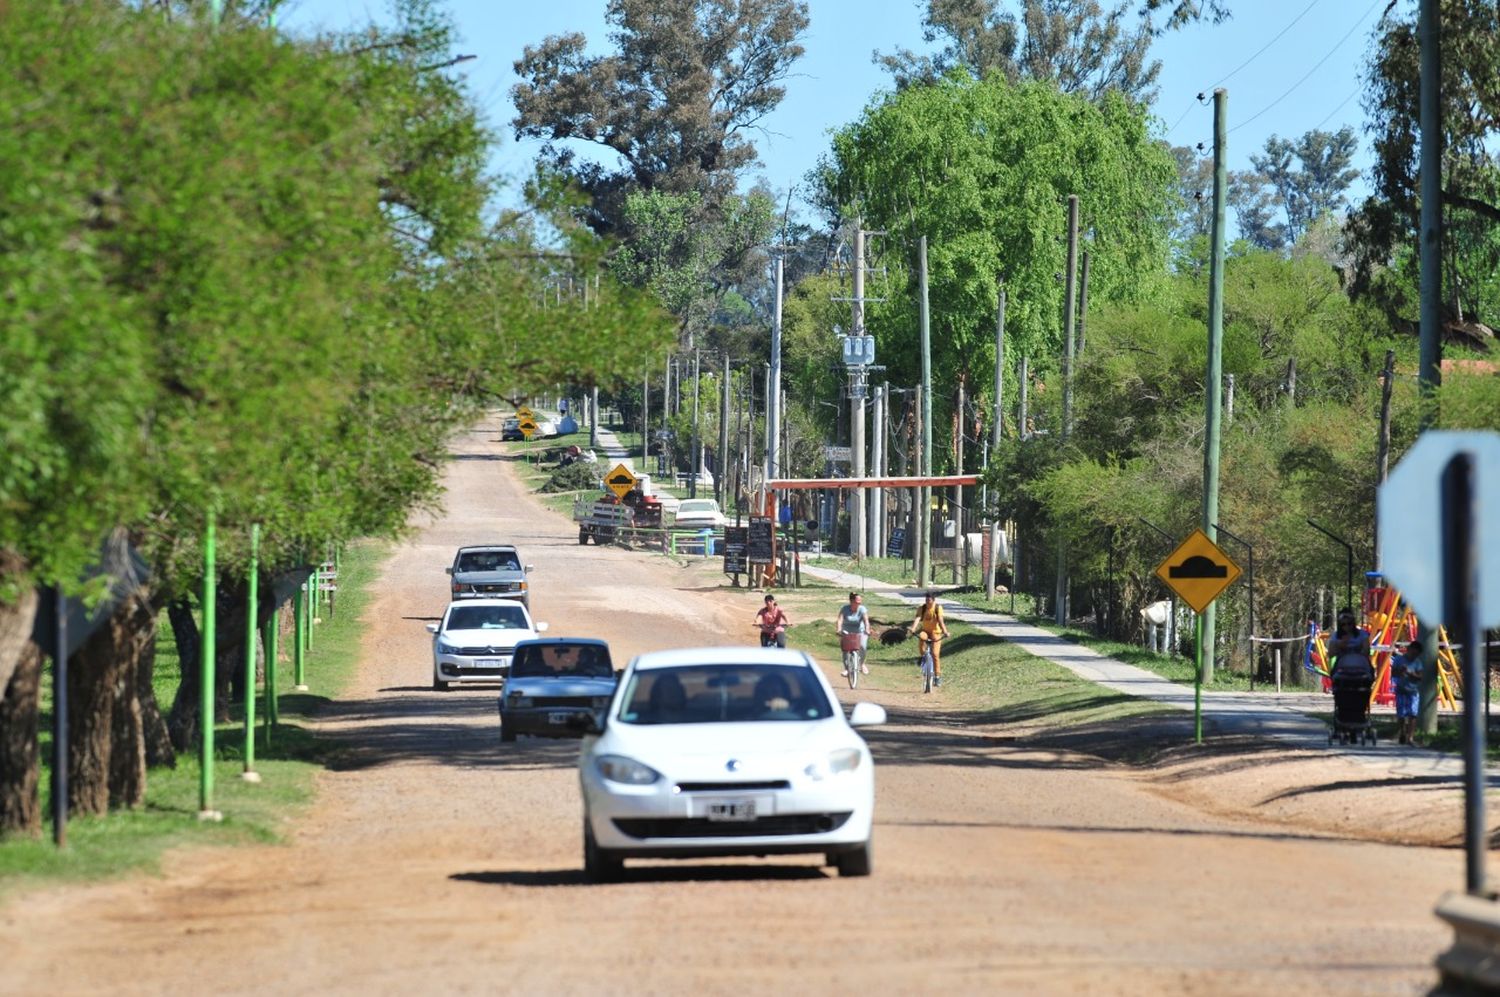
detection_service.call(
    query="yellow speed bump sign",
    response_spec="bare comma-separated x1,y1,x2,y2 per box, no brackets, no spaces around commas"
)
517,416,539,439
604,463,637,500
516,406,534,420
1154,528,1242,613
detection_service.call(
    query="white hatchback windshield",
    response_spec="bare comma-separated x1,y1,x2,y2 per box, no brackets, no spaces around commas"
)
618,664,832,725
447,604,529,631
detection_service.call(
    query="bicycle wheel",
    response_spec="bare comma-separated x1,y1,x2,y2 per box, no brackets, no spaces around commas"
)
920,650,933,694
845,650,859,689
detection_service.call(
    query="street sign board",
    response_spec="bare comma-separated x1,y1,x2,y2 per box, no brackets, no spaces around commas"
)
722,526,748,575
888,527,906,559
823,446,852,462
748,517,774,562
604,463,637,500
1379,430,1500,628
1154,528,1242,614
517,406,533,420
518,417,539,439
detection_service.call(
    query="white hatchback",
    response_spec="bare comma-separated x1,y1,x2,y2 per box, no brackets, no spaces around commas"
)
577,647,885,881
426,598,548,690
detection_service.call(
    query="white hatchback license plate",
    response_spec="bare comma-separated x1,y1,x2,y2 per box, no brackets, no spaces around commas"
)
705,799,758,822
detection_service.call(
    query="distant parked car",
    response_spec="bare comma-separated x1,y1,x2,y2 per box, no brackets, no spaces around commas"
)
672,498,726,529
500,418,523,441
498,638,617,742
427,599,548,690
448,544,531,608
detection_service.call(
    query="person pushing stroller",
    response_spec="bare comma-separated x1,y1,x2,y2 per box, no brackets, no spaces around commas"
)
1327,608,1377,745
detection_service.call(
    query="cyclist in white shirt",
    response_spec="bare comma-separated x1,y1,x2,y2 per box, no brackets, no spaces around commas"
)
835,592,870,676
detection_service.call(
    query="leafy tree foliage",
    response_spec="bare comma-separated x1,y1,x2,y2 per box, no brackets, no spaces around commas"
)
511,0,809,236
819,72,1176,456
877,0,1161,103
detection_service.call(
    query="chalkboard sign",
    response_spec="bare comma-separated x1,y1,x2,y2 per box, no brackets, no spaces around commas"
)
722,526,748,575
748,517,775,563
888,527,907,559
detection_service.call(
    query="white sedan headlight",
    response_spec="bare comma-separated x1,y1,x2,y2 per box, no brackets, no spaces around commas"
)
595,754,661,786
436,638,458,654
804,747,862,781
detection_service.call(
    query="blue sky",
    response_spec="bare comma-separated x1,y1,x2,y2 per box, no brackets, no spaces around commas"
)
280,0,1386,214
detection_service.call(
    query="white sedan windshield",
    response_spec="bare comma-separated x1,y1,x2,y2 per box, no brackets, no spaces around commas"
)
618,664,832,725
447,604,529,631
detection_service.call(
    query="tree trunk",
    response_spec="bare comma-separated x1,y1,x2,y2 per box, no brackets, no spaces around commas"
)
0,551,39,704
215,578,247,719
167,599,201,753
67,594,153,816
0,641,42,836
138,611,175,769
107,595,158,809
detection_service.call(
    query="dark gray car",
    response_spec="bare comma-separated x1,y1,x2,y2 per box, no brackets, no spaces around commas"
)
499,638,616,742
448,544,532,608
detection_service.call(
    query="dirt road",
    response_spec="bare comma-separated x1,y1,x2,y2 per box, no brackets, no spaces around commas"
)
0,418,1461,994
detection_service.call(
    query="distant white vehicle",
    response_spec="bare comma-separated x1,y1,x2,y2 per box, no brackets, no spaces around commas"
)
672,498,725,529
426,599,548,690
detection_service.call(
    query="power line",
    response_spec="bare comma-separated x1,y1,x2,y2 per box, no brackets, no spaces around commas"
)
1313,86,1361,131
1229,0,1384,136
1210,0,1325,90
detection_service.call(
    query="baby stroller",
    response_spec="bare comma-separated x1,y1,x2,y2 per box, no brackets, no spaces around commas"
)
1329,670,1377,746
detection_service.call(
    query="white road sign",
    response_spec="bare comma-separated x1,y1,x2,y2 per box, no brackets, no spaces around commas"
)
1378,430,1500,628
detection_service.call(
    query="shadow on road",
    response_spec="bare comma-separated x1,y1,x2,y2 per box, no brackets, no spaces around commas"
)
877,817,1377,847
450,863,829,888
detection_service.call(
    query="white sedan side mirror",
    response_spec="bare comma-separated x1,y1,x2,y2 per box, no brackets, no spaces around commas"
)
535,621,550,633
848,702,886,727
425,623,439,634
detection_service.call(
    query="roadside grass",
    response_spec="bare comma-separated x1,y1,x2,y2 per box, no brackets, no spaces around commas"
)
768,587,1170,737
803,555,919,588
0,542,385,895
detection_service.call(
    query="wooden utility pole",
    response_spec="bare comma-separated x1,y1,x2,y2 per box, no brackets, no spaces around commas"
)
1055,195,1079,626
851,227,867,558
917,237,933,588
1199,88,1230,706
1374,349,1397,570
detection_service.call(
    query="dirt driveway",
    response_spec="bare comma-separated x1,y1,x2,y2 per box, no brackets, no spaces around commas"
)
0,417,1463,994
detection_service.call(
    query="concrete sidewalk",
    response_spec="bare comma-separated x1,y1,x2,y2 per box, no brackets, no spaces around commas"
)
591,425,630,461
800,562,1491,783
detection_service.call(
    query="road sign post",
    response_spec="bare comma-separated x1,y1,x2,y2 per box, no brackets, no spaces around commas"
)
1155,528,1242,744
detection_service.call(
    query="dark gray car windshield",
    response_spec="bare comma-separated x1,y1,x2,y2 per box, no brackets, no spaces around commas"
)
456,550,521,572
511,643,613,679
618,664,832,725
447,604,528,631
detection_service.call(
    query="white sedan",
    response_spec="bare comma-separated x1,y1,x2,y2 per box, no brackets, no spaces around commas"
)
426,598,548,690
671,497,726,529
577,647,886,881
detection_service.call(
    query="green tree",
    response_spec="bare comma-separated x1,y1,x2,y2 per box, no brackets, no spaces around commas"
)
877,0,1161,103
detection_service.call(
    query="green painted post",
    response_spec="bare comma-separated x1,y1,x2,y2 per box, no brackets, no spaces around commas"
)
243,524,260,782
294,579,308,691
1193,616,1204,744
1200,88,1228,696
199,511,219,818
304,573,314,654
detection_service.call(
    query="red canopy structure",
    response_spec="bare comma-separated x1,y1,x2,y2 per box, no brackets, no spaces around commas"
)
766,475,979,490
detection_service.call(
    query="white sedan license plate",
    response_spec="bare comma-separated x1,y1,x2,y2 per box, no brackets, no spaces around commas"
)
476,658,504,668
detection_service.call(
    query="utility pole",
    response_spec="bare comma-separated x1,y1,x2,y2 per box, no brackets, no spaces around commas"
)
691,352,701,499
1019,356,1029,439
642,375,650,466
1055,194,1079,626
869,384,885,556
1076,252,1091,356
719,352,731,509
1416,0,1443,737
769,257,783,479
1200,88,1230,706
917,236,933,589
987,289,1006,601
850,227,867,559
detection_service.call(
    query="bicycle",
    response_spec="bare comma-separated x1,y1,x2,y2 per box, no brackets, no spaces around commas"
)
915,634,938,694
839,632,864,689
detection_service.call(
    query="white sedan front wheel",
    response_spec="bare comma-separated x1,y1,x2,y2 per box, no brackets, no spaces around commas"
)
583,819,624,883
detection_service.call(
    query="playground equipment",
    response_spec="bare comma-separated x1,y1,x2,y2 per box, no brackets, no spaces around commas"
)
1303,571,1462,711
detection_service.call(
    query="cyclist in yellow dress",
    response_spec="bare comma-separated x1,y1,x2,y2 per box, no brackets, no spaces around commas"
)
908,592,951,688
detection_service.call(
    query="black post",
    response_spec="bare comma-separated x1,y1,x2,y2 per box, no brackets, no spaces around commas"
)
1307,519,1355,612
52,585,68,848
1440,453,1484,895
1138,517,1180,656
1214,523,1255,690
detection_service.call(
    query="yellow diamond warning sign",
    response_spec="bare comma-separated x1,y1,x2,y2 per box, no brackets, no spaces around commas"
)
1154,528,1242,614
517,417,539,439
604,463,637,500
516,406,534,420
